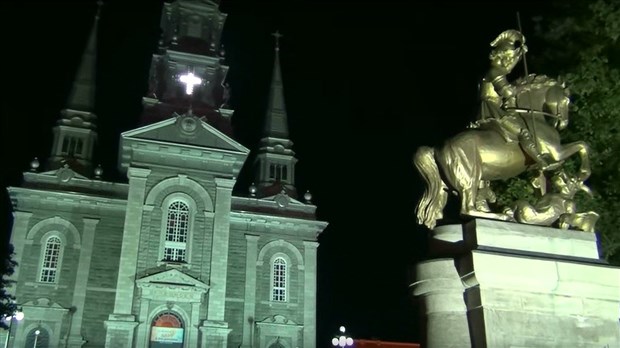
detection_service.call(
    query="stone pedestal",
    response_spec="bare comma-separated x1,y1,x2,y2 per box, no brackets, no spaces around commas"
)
104,314,138,348
413,259,473,347
199,320,232,348
412,219,620,348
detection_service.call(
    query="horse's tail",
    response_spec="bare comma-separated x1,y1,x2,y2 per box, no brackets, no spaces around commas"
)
414,146,448,230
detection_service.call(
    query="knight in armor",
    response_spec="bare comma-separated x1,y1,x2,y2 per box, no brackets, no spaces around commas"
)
476,29,549,169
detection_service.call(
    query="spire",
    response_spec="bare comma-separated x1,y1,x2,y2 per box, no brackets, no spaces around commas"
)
263,30,289,139
66,1,101,112
253,31,298,198
47,2,102,175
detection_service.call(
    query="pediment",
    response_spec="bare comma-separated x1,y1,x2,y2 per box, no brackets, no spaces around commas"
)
122,114,248,154
256,315,302,328
37,168,89,181
23,298,67,310
137,269,209,291
261,193,304,206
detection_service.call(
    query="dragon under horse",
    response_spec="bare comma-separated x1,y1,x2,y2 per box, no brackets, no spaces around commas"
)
413,30,593,230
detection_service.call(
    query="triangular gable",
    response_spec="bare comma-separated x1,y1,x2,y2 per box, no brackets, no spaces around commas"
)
136,269,209,291
23,298,67,310
122,115,249,154
260,194,305,206
36,168,89,180
256,315,301,327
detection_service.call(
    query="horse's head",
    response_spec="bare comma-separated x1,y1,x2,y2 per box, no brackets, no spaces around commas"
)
544,82,570,130
514,74,571,130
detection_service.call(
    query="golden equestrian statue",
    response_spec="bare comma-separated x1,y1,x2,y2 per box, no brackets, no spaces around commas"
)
413,29,595,231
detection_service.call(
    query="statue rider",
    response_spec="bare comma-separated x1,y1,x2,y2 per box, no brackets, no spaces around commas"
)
477,30,549,169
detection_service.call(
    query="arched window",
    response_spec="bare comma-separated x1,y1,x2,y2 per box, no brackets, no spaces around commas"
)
268,164,288,182
150,312,184,348
186,15,203,38
24,327,50,348
269,340,285,348
163,201,189,262
61,136,83,156
271,257,287,302
40,236,62,283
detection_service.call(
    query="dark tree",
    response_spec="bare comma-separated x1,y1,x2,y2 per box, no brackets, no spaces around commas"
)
0,244,17,328
495,0,620,265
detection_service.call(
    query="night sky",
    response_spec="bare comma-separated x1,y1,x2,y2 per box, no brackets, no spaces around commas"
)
1,0,552,345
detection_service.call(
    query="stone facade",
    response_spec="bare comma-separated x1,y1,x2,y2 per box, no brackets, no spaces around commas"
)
5,1,327,347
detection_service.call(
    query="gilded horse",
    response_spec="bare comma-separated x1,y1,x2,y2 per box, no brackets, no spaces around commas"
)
414,75,591,229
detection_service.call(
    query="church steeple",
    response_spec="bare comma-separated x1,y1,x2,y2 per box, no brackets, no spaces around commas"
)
66,3,99,112
262,31,289,139
254,31,298,198
47,2,101,175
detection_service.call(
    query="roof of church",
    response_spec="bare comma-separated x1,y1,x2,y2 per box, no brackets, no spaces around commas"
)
140,100,234,137
232,195,317,221
15,171,128,201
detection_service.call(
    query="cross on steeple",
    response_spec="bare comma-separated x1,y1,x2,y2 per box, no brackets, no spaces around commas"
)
272,30,283,51
179,72,202,95
96,0,103,20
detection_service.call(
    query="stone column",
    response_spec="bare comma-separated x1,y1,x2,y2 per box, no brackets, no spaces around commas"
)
105,167,150,347
104,321,139,348
189,302,201,347
302,241,318,348
207,178,235,322
199,321,232,348
241,234,260,348
412,259,471,348
134,298,151,348
7,211,33,293
67,218,99,347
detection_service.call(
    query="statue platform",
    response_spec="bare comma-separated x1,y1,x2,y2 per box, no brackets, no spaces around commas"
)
412,219,620,348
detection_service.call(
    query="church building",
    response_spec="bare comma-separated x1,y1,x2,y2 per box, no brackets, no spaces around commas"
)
4,1,327,347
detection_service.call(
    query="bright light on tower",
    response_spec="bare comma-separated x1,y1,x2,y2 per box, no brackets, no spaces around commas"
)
179,72,202,95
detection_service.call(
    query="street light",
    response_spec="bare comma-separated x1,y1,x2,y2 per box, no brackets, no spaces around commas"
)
331,326,353,347
33,330,40,348
4,309,24,348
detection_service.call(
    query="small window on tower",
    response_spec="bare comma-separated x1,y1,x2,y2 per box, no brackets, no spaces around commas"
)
76,138,83,156
68,138,76,156
186,15,203,38
61,138,69,153
61,136,84,157
275,165,282,181
282,166,288,181
269,164,275,179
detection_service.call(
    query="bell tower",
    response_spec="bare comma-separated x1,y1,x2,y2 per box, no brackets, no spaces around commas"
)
47,3,101,176
254,31,299,198
141,0,232,129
